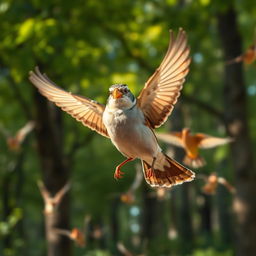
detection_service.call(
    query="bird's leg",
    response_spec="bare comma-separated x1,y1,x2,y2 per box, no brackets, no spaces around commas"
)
114,158,134,180
147,157,156,178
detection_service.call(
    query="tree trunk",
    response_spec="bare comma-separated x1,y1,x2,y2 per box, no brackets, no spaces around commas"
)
216,161,233,247
110,196,120,252
216,185,233,246
141,183,166,255
33,91,71,256
2,172,12,250
169,105,194,254
141,184,158,242
217,7,256,256
1,150,26,254
199,194,212,235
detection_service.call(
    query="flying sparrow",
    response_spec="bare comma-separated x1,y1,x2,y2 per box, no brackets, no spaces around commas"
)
29,28,195,188
1,121,35,152
226,43,256,65
54,228,85,247
197,172,236,195
156,128,233,168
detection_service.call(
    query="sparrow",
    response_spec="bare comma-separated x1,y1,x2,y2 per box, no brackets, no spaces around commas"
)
156,128,233,168
198,172,236,195
117,242,134,256
226,43,256,65
3,121,35,152
37,180,70,214
29,28,195,188
54,228,85,247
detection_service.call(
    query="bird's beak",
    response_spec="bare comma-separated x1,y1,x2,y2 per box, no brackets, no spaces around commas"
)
112,88,123,99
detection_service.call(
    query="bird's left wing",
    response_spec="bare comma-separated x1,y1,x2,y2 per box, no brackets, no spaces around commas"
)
137,28,190,128
155,132,183,148
195,134,233,149
29,67,109,138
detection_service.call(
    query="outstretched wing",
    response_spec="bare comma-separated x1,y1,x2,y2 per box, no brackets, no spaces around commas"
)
137,28,190,128
155,132,183,148
29,67,109,138
195,134,233,149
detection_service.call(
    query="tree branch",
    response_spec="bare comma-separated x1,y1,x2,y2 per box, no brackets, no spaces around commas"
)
181,94,225,122
66,131,94,163
7,76,32,120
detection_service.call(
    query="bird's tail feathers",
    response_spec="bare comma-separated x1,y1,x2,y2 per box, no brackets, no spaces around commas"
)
142,153,195,188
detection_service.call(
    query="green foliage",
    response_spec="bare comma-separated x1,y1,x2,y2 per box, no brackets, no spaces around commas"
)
0,208,23,236
192,248,233,256
83,250,112,256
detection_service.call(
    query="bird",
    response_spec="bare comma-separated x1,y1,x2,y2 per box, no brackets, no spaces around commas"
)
156,128,233,168
54,227,85,247
226,43,256,65
37,180,70,214
29,28,195,188
197,172,236,195
1,121,35,152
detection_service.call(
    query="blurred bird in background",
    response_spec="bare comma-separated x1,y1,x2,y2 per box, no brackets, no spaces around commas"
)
0,121,35,152
198,172,236,195
156,128,233,168
29,29,195,188
37,180,70,215
226,42,256,65
54,228,85,248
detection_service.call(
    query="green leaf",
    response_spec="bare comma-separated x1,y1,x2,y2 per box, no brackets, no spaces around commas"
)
16,18,35,44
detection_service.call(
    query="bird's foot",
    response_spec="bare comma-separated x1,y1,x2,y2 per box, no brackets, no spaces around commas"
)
146,168,154,178
114,168,124,180
146,157,156,178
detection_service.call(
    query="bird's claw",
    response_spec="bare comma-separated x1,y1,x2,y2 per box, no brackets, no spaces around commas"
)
146,168,154,178
114,169,124,180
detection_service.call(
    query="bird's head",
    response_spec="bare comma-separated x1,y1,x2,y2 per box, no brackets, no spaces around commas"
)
107,84,136,110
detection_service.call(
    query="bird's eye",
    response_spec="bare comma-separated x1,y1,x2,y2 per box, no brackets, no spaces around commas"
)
123,88,128,93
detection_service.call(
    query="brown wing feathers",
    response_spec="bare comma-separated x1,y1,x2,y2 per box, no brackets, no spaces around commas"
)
155,132,184,148
29,67,109,138
137,28,190,129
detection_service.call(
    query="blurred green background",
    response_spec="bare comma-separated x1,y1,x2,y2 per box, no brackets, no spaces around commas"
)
0,0,256,255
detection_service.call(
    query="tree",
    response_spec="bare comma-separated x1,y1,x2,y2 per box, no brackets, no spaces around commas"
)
217,5,256,256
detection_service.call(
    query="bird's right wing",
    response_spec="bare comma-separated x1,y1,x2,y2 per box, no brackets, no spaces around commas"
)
195,134,233,149
155,132,183,148
29,67,109,138
137,29,190,129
